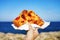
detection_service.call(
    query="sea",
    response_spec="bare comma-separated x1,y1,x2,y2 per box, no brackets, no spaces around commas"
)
0,22,60,34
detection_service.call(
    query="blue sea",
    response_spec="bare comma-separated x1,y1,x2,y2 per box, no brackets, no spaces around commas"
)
0,22,60,34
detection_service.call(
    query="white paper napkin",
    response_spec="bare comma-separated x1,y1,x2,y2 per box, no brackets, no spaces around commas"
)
11,21,50,30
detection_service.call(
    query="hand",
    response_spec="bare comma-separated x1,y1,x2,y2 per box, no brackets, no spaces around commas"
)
24,24,39,40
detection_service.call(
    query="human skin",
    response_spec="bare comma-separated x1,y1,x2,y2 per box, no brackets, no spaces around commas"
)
24,24,39,40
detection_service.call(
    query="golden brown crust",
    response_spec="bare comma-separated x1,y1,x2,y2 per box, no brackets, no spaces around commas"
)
13,10,44,27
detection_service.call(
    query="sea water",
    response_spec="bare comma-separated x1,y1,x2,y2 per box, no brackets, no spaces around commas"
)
0,22,60,34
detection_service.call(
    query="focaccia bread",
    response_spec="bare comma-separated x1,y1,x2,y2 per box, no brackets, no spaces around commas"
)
13,10,44,27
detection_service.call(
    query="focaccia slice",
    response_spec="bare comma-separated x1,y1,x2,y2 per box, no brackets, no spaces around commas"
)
13,10,44,27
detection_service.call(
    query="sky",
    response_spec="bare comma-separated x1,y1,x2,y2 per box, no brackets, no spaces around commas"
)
0,0,60,22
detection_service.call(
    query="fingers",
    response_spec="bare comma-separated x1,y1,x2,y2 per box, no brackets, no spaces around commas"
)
25,23,34,40
28,23,35,30
29,24,32,30
35,28,39,31
27,22,39,31
33,28,39,35
28,23,39,35
25,23,39,40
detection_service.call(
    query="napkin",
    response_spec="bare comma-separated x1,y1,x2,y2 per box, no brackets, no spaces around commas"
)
11,21,50,30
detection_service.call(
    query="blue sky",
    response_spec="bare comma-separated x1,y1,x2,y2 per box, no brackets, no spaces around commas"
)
0,0,60,21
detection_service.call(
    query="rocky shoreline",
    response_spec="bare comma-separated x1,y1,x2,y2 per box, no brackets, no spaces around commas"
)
0,31,60,40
